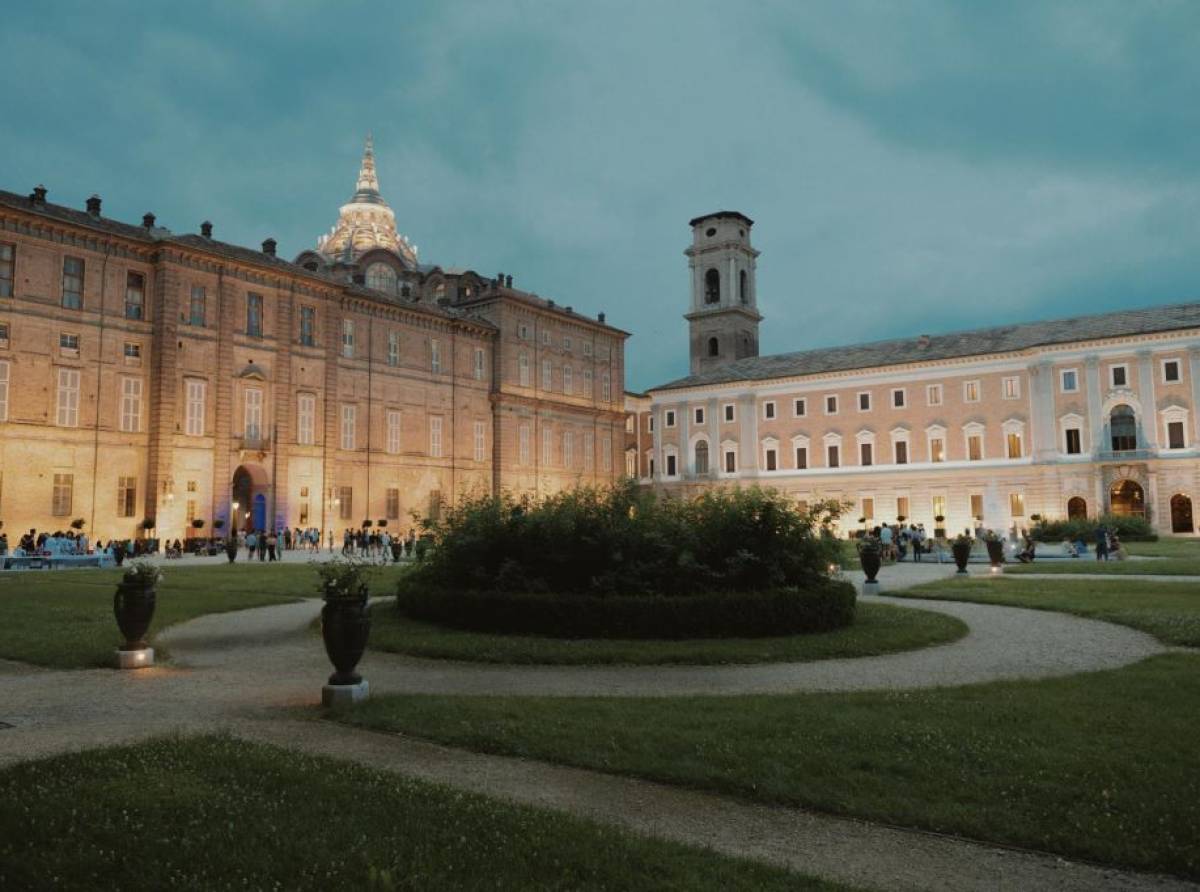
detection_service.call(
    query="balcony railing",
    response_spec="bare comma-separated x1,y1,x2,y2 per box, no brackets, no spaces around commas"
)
235,434,271,452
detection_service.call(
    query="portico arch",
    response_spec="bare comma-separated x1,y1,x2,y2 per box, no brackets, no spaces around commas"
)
1109,479,1145,518
231,463,270,533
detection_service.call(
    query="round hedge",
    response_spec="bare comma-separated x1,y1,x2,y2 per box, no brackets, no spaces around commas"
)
394,581,857,640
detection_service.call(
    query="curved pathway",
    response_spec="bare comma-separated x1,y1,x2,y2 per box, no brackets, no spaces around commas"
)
0,570,1191,891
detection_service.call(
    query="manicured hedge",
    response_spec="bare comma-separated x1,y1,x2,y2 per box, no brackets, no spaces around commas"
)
1031,514,1157,543
395,581,858,640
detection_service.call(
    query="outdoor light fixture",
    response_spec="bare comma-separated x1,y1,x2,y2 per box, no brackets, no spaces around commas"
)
990,565,1001,574
232,501,240,511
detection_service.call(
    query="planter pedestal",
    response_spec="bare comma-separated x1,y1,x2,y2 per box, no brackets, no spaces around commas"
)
862,580,882,595
115,647,154,669
322,679,369,707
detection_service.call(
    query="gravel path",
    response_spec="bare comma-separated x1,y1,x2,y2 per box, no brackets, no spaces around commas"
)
0,564,1188,891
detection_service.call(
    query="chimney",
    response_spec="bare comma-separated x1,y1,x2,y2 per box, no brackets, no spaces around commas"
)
917,334,931,349
565,306,573,314
142,212,156,229
546,298,555,308
200,221,213,238
598,312,606,324
85,195,102,217
30,185,47,205
505,275,513,288
262,238,277,257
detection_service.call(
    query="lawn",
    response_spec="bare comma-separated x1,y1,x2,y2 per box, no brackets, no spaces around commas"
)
370,599,967,664
0,562,407,669
337,653,1200,879
1007,538,1200,575
900,575,1200,646
0,735,841,891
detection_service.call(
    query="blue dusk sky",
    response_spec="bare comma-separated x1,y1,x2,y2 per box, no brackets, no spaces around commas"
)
3,1,1199,390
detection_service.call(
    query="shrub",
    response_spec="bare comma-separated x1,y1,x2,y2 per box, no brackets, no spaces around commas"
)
405,481,846,597
396,581,857,640
1032,514,1157,543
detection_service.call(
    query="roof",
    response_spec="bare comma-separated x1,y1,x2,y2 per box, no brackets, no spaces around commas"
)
688,210,754,228
455,286,631,337
653,301,1200,392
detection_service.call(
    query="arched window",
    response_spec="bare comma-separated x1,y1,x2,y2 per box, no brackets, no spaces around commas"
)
1110,404,1137,452
1110,479,1145,517
704,268,720,304
1067,496,1087,520
707,337,719,357
366,262,397,293
694,440,709,475
739,270,748,304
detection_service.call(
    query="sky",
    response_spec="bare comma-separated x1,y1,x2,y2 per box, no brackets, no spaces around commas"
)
3,1,1199,391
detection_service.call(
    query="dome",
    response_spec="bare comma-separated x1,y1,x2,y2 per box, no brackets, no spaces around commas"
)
316,135,418,266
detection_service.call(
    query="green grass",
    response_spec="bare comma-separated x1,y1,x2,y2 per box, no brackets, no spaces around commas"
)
0,563,407,669
369,599,967,664
338,654,1200,878
901,576,1200,646
1008,538,1200,575
0,735,843,891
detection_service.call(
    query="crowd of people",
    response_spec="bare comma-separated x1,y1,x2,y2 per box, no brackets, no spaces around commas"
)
1060,524,1127,561
867,523,932,562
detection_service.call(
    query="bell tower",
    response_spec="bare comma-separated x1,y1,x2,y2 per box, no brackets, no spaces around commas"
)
684,211,762,375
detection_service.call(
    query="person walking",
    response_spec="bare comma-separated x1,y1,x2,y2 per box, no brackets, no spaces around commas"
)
244,529,257,562
1095,524,1109,561
267,531,278,562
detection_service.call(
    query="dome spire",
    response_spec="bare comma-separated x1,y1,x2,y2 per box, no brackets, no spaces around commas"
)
353,133,381,201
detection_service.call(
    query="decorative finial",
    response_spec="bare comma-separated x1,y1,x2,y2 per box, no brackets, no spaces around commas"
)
355,134,380,196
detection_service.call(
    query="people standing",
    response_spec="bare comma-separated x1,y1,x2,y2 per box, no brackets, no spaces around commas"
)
267,530,278,562
1095,524,1109,561
244,529,257,561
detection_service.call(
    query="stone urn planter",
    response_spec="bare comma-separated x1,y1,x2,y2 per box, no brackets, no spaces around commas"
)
856,536,883,591
317,559,372,706
113,561,161,668
951,539,973,574
985,539,1006,567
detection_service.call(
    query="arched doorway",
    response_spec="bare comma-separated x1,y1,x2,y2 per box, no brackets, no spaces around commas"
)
1109,479,1145,517
231,464,270,533
1171,494,1194,534
1067,496,1087,520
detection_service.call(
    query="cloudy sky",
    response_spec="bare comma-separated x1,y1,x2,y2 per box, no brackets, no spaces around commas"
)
4,1,1198,390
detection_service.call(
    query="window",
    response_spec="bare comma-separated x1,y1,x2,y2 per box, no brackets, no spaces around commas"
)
387,410,401,454
963,380,980,403
825,395,838,415
246,292,263,337
474,348,485,381
296,393,314,445
601,372,611,402
429,416,443,458
60,332,79,356
793,398,806,418
1163,359,1181,383
563,336,572,352
563,365,573,394
62,257,84,309
1111,364,1128,387
123,342,141,361
932,495,946,520
386,488,400,520
794,443,808,469
707,337,719,357
0,242,13,297
338,486,353,520
542,427,553,465
117,476,137,518
185,380,206,437
861,497,874,520
189,286,206,326
827,444,840,468
1006,431,1022,459
1003,376,1020,399
1167,420,1186,450
892,388,906,408
341,319,355,358
120,377,142,432
704,268,720,303
583,369,593,396
388,332,400,367
430,339,442,373
648,416,654,432
1010,493,1025,517
125,272,145,320
858,392,871,412
1111,404,1137,451
244,388,263,441
541,330,552,346
56,368,80,427
518,324,530,341
0,322,8,348
897,496,910,519
0,361,7,421
519,424,531,465
970,494,984,521
724,448,737,473
583,341,592,356
474,420,486,462
340,405,356,450
665,410,676,427
562,431,574,467
930,437,945,463
724,403,736,423
601,435,612,471
1065,427,1081,455
666,452,678,476
518,352,530,387
859,442,873,466
694,407,705,425
541,359,552,390
927,383,943,406
894,440,908,464
366,262,396,293
584,432,594,470
763,401,776,420
52,473,73,516
296,306,315,347
764,445,777,471
186,499,196,524
1060,369,1079,393
967,434,983,461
